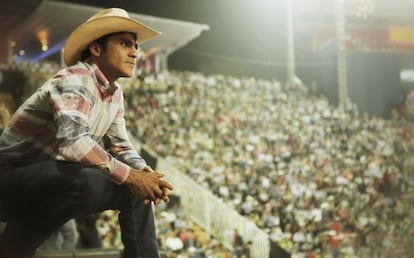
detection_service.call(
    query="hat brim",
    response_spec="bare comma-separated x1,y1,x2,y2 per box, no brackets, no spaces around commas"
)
63,16,160,66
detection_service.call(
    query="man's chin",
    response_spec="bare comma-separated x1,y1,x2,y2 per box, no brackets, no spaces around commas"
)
119,72,134,79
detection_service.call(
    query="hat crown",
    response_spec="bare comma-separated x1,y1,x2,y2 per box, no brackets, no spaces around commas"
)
87,8,130,22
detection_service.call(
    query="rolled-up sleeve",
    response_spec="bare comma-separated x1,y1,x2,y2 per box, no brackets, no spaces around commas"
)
104,96,147,170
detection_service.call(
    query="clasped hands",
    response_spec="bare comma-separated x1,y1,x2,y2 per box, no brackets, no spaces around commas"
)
125,165,173,205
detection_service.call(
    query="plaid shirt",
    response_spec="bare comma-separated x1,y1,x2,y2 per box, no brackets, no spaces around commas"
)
0,62,146,183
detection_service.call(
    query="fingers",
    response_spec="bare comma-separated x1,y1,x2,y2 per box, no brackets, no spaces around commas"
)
144,169,165,179
160,186,170,203
144,186,171,205
146,171,173,192
142,166,164,178
161,186,170,197
144,198,160,205
162,195,170,203
154,198,161,205
143,186,162,201
132,166,173,205
144,197,163,205
160,180,173,191
154,186,164,197
153,172,164,178
147,191,156,201
143,166,154,173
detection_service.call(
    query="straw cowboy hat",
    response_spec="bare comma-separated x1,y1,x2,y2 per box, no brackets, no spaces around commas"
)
63,8,160,66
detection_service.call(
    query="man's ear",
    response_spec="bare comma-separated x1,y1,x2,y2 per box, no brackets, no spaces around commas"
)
88,42,102,57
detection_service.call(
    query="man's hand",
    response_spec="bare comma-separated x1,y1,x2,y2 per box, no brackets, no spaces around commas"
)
124,166,173,205
142,166,171,205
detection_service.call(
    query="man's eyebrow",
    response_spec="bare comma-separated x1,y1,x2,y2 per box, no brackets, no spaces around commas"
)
116,37,133,42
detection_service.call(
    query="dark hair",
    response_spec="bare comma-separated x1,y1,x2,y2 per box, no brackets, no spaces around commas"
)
80,31,137,61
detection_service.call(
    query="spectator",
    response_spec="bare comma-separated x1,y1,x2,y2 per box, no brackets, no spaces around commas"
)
40,219,77,251
232,228,244,258
76,214,102,249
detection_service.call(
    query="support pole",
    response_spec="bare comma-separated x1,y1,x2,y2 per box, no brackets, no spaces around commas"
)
286,0,296,85
336,0,350,110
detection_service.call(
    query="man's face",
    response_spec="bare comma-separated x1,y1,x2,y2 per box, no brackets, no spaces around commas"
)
95,32,138,82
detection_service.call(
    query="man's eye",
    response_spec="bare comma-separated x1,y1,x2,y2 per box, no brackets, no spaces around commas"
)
120,40,132,47
118,40,138,50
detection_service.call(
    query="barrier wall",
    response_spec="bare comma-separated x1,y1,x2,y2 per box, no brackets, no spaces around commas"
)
130,132,271,257
157,158,270,258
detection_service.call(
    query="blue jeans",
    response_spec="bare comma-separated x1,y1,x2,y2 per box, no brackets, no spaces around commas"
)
0,159,160,258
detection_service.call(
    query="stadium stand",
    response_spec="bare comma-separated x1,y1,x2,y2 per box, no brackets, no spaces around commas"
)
1,61,413,258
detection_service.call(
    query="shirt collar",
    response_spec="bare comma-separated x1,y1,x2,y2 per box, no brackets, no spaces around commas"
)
84,62,120,95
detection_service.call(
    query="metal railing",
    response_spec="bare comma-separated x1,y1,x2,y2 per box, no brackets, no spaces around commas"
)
157,158,270,258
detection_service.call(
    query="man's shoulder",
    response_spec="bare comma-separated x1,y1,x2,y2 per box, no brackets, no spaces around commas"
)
50,63,95,88
53,62,91,79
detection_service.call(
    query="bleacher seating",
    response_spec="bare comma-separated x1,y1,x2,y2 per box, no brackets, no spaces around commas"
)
2,61,413,258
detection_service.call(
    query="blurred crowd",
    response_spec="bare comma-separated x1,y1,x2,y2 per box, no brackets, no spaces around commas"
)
1,61,413,258
121,71,413,258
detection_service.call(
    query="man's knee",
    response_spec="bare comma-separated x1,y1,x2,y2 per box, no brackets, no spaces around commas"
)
65,165,124,212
